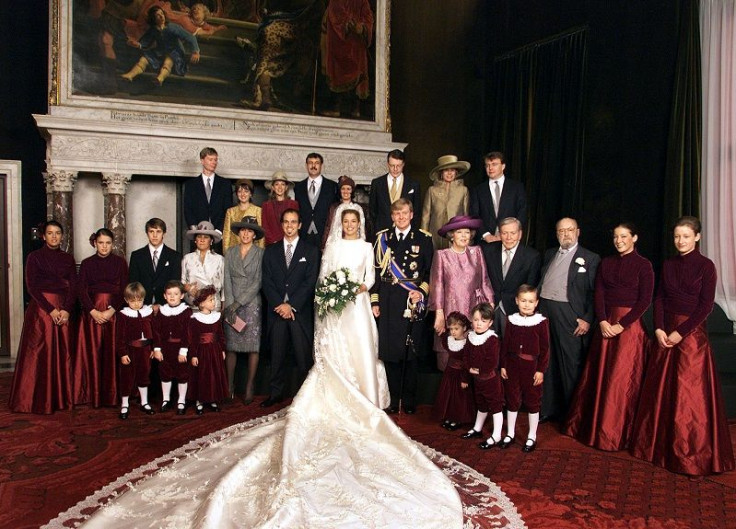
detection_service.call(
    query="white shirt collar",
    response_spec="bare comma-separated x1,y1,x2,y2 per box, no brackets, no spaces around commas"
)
284,236,299,250
395,227,410,239
148,243,163,255
121,305,154,318
201,173,214,183
489,174,505,188
503,243,519,255
159,303,190,316
468,329,498,345
558,242,578,255
446,335,466,352
307,175,323,187
192,311,221,324
508,312,546,326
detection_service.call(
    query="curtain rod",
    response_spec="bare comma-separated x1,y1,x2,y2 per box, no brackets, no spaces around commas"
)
493,24,589,62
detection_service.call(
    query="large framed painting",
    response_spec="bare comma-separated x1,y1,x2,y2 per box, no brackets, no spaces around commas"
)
52,0,389,129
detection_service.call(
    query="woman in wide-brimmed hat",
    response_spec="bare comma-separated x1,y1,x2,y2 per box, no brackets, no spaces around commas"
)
320,175,372,248
181,221,225,310
429,215,494,373
261,170,300,245
223,178,264,253
421,155,471,250
223,216,265,404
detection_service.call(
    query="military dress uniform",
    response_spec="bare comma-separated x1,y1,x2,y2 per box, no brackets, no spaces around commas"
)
371,227,434,412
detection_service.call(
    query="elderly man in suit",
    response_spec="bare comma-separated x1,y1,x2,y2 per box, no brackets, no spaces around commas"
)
293,152,338,248
369,149,421,235
538,217,600,421
469,151,527,245
371,198,433,414
183,147,233,236
482,216,541,337
260,208,320,407
129,217,182,308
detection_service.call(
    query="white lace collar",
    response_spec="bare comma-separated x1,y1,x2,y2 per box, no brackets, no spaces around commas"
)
120,305,153,318
507,313,546,327
192,311,221,324
446,335,466,352
468,329,497,345
159,303,189,316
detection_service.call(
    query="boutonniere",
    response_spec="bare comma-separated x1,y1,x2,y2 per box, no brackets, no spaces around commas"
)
575,257,585,266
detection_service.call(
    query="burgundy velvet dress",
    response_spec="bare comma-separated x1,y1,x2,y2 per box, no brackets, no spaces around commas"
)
630,249,735,475
73,253,128,407
463,330,503,414
501,313,550,414
564,250,654,451
187,312,228,403
9,245,77,414
432,334,475,424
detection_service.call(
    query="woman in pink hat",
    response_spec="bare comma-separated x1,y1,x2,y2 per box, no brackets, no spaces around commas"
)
429,215,495,371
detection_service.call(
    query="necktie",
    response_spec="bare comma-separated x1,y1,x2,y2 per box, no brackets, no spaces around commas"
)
390,177,399,204
398,232,405,242
152,249,159,272
205,177,212,202
286,243,293,268
502,249,512,278
493,181,501,214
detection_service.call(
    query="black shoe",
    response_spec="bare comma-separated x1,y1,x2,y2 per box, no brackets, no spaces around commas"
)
176,404,186,416
210,403,221,412
441,420,452,429
386,405,399,414
260,395,283,408
140,404,155,415
446,422,461,431
404,406,416,415
479,438,499,450
160,400,171,413
499,435,515,449
522,438,537,453
119,406,129,420
461,429,483,439
539,415,553,424
195,404,204,415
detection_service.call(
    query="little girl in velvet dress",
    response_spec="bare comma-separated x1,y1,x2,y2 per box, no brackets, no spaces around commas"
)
188,286,228,415
433,312,476,430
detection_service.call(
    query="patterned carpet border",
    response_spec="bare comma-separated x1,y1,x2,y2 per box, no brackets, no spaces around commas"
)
42,409,526,529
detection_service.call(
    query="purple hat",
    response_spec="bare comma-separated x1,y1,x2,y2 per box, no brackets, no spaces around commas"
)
437,215,483,238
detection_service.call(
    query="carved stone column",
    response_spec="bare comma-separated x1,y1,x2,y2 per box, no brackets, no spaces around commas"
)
44,170,78,254
102,173,132,256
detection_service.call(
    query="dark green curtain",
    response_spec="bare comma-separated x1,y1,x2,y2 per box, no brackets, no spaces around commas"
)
662,0,701,256
486,28,587,250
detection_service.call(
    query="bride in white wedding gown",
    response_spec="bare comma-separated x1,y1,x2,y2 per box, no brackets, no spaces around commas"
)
80,204,463,528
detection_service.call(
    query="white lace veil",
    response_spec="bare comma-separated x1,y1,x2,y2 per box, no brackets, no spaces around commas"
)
325,202,367,249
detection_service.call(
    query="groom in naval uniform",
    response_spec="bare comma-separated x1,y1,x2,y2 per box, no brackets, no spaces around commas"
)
261,209,320,407
371,198,434,414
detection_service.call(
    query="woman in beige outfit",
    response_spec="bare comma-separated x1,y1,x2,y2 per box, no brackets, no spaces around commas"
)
421,155,471,250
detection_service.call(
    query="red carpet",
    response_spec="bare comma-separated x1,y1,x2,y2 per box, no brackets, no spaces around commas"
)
1,372,734,529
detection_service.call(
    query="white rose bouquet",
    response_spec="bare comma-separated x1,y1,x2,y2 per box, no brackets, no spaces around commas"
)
315,267,361,318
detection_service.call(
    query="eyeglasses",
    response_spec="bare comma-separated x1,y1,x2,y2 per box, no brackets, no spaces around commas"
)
556,227,577,234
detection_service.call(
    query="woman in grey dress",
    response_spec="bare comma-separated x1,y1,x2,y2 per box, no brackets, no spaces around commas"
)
223,216,265,404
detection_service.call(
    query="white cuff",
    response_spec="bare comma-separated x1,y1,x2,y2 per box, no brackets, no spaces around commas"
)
179,348,188,358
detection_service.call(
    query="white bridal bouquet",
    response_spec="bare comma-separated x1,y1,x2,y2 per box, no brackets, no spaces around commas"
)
315,267,361,318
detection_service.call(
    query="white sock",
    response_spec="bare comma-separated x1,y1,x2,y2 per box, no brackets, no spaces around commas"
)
196,400,202,407
491,412,503,442
162,381,172,401
506,410,519,439
121,396,130,409
473,411,488,432
528,412,540,441
138,386,149,406
178,383,188,405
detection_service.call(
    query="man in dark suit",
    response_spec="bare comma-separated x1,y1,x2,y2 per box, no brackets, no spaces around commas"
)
469,151,528,245
128,218,182,307
260,208,320,407
538,217,600,421
371,198,433,414
369,149,421,235
482,216,541,337
183,147,233,235
293,152,338,247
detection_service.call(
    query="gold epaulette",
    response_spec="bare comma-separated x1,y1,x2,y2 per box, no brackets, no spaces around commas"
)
375,228,389,235
418,229,432,238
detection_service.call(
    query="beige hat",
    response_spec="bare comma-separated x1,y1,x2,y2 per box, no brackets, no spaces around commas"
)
186,221,223,244
264,170,293,190
429,155,471,181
